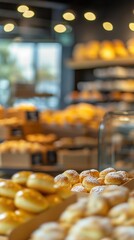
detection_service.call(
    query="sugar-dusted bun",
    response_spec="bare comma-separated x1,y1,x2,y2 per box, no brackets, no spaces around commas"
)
101,186,129,207
71,183,87,193
15,188,49,213
0,197,16,213
90,185,107,195
12,171,33,186
27,173,55,194
113,226,134,240
79,169,99,182
99,168,116,178
31,222,66,240
54,174,71,189
66,216,113,240
104,172,124,185
45,194,62,207
0,180,22,199
116,171,129,182
15,209,35,222
0,211,22,235
82,176,100,192
108,203,130,226
63,170,79,186
86,194,110,216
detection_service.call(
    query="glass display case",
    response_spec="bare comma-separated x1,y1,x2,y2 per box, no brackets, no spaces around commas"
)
98,111,134,171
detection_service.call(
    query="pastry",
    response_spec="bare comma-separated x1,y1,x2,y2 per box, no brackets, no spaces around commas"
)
104,172,124,185
86,194,110,216
99,168,116,179
0,211,22,235
82,176,100,192
63,170,79,186
12,171,33,186
71,183,87,193
0,180,22,199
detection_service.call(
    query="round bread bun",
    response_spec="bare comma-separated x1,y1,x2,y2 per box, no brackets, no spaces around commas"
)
0,197,16,213
82,176,100,192
15,209,35,222
116,171,129,182
79,170,99,182
0,180,22,199
12,171,33,186
66,216,113,240
27,173,55,194
113,226,134,240
55,186,73,200
0,211,22,235
108,203,129,226
31,222,66,240
86,194,110,216
90,185,107,195
63,170,79,186
15,188,49,213
71,183,87,193
101,186,129,207
97,177,105,185
54,174,71,189
99,168,116,178
45,194,62,207
104,172,124,185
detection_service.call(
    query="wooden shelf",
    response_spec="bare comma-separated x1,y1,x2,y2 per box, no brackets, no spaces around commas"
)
66,56,134,70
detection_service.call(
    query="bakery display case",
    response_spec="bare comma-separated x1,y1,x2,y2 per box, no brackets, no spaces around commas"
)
98,111,134,171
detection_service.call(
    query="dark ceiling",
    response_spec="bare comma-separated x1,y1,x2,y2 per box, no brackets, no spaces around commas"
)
0,0,133,41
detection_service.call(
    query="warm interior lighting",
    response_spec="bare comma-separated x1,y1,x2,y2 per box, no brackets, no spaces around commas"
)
23,10,35,18
54,24,66,33
63,12,75,21
17,5,29,13
4,23,15,32
103,22,113,31
129,23,134,31
84,12,96,21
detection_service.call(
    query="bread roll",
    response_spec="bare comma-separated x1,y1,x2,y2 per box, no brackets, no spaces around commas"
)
82,176,100,192
104,172,124,185
54,174,71,189
99,168,116,179
0,197,16,213
15,209,35,222
27,173,55,194
0,180,22,199
45,194,62,207
63,170,79,186
71,183,87,193
0,211,22,235
15,188,49,213
12,171,33,186
86,194,110,216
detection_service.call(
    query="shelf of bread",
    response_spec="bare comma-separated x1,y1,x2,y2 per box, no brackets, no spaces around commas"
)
67,39,134,70
0,168,133,240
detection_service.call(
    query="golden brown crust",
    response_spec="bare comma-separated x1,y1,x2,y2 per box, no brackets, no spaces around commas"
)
0,180,22,199
15,188,49,213
12,171,33,185
79,169,99,182
99,168,116,178
104,172,124,185
54,174,71,189
82,176,100,192
27,173,55,194
45,194,62,207
0,197,16,213
63,170,79,186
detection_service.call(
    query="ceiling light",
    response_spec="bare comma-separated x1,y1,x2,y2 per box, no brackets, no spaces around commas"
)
103,22,113,31
63,12,75,21
84,12,96,21
54,24,67,33
17,5,29,13
129,23,134,31
23,10,35,18
4,23,15,32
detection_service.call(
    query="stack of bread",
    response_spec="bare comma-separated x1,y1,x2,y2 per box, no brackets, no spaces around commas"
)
54,168,131,193
0,171,73,235
30,183,134,240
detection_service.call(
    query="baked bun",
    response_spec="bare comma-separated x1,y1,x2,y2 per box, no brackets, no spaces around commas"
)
113,226,134,240
27,173,55,194
82,176,100,192
79,170,99,182
54,174,71,189
45,194,62,207
116,171,129,182
71,183,87,193
12,171,33,186
86,194,110,216
108,203,130,226
0,211,22,235
99,168,116,179
104,172,124,185
63,170,79,186
101,186,129,207
0,197,16,213
15,209,35,222
0,180,22,199
15,188,49,213
66,216,113,240
31,222,66,240
55,186,72,200
90,185,107,195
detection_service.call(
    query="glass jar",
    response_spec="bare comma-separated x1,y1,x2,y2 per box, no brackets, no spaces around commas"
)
98,111,134,171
